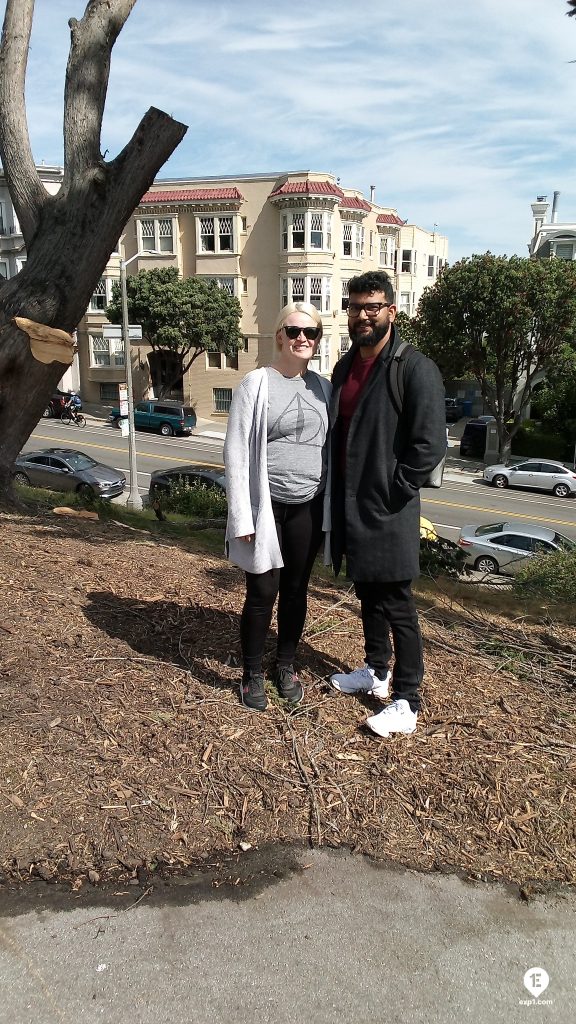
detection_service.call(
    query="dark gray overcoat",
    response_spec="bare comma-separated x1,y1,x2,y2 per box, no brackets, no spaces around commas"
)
330,325,446,582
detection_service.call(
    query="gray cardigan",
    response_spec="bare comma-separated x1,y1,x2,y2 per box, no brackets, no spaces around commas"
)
223,367,332,574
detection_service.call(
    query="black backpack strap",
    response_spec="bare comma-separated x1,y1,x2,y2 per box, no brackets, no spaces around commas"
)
388,339,412,415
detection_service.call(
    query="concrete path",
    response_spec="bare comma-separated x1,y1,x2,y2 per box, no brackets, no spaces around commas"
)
0,848,573,1024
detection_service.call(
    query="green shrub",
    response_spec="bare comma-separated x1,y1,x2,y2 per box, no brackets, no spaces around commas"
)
158,481,228,519
512,550,576,603
420,536,467,579
511,424,571,461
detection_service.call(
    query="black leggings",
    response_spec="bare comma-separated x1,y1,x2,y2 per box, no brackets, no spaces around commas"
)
240,494,324,673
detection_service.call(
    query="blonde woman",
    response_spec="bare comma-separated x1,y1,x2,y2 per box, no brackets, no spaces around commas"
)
224,303,331,711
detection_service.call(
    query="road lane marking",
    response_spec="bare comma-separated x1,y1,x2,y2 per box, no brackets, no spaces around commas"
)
421,496,576,530
29,433,217,469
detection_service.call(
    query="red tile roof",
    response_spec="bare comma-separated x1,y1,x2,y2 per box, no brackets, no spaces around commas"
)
377,213,405,226
340,196,372,212
269,180,346,200
141,188,244,203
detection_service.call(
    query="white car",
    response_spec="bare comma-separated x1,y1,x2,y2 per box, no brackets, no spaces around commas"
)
483,460,576,498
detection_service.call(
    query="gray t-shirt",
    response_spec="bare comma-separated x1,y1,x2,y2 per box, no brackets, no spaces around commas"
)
266,367,329,503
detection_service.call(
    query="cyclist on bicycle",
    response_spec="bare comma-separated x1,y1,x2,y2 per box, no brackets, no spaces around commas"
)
62,392,82,416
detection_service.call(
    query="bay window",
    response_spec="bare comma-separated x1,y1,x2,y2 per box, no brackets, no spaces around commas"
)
138,217,175,253
280,211,333,252
89,333,124,368
198,214,236,254
281,276,332,313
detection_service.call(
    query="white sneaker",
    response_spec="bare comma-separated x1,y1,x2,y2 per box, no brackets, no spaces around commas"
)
330,664,391,701
365,699,417,737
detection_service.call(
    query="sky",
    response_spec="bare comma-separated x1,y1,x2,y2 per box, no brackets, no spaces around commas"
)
10,0,576,262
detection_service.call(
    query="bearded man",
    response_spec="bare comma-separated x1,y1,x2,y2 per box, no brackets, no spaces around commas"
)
329,271,446,738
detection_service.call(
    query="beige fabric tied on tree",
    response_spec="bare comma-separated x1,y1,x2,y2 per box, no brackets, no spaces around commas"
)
13,316,76,365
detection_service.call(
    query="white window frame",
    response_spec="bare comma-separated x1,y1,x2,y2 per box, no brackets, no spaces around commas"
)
89,276,114,312
553,241,575,260
310,337,330,375
202,275,237,296
280,211,333,252
401,249,414,274
340,335,350,356
89,333,125,368
428,255,435,278
281,276,332,314
399,292,411,315
0,260,7,280
138,216,175,254
342,221,364,259
341,279,350,311
197,214,237,255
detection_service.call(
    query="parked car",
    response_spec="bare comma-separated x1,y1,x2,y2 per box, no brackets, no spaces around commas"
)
445,398,464,423
149,468,440,546
459,416,495,457
107,400,197,437
12,448,126,499
42,390,82,419
457,521,575,575
149,463,226,499
483,459,576,498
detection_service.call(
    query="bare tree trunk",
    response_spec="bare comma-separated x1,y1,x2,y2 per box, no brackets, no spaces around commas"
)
0,0,187,499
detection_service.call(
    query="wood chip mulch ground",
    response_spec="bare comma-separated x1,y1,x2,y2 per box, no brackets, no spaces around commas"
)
1,509,575,894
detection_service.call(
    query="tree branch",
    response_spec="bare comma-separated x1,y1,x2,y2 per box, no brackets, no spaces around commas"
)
106,106,188,227
0,0,48,243
64,0,137,178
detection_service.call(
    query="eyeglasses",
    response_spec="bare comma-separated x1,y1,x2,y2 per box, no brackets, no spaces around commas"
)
346,302,391,318
283,325,321,340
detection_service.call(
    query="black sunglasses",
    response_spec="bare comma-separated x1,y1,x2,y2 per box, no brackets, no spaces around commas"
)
283,325,321,340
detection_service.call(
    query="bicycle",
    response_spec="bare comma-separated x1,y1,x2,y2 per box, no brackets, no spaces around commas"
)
61,406,86,427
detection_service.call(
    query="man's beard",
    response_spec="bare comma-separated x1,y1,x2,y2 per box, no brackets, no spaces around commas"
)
349,320,389,347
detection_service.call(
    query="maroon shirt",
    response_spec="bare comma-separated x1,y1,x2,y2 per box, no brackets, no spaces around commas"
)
338,349,379,474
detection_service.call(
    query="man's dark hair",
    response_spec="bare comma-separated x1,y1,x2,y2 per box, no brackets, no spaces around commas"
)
348,271,395,304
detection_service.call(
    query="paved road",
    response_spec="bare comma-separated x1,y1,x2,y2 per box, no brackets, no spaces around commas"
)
0,848,573,1024
24,418,576,544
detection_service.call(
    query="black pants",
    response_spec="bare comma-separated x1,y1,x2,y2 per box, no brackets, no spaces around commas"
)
353,579,423,712
240,494,324,674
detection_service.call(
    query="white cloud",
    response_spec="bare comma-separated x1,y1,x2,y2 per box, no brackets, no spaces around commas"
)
8,0,576,260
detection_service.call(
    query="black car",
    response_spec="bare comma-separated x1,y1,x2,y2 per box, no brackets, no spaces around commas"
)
459,417,495,457
42,390,82,419
149,463,226,498
445,398,464,423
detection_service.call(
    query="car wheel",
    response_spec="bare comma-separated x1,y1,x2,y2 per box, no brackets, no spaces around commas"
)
77,483,95,498
474,554,499,575
42,406,53,418
159,423,174,437
492,474,508,489
552,483,570,498
13,471,30,486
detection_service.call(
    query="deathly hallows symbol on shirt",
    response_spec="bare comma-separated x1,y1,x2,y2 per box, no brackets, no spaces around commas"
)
268,392,327,446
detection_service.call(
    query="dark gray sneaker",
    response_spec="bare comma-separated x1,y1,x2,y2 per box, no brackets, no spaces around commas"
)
240,672,267,711
274,665,304,704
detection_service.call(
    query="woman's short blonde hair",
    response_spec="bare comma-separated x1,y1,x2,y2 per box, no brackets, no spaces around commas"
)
273,302,323,349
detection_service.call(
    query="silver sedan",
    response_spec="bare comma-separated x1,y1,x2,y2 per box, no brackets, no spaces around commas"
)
13,448,126,499
483,460,576,498
458,521,575,576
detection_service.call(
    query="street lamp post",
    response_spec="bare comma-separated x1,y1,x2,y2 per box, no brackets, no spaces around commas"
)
120,250,160,511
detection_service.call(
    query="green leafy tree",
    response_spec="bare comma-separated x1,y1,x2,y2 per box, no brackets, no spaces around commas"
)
531,344,576,437
106,267,242,397
415,254,576,456
394,310,421,348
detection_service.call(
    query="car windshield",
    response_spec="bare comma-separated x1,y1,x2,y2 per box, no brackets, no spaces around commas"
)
475,522,507,537
553,533,576,552
61,452,98,471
